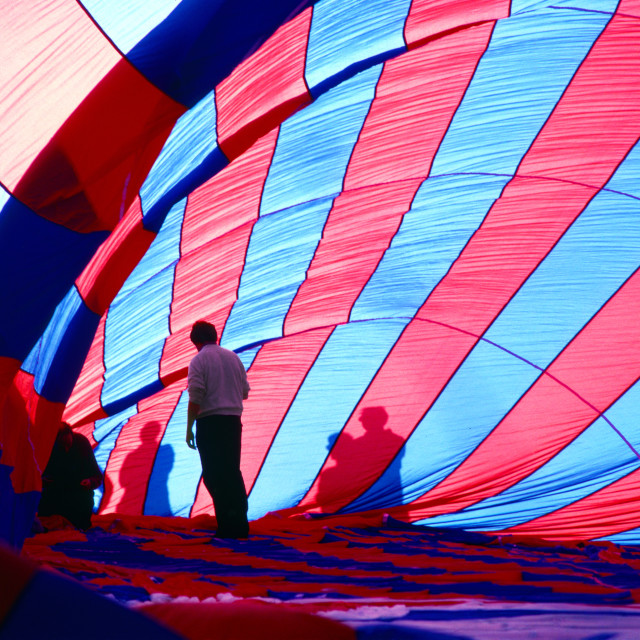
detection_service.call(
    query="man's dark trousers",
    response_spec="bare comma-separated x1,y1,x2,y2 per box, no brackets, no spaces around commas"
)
195,414,249,538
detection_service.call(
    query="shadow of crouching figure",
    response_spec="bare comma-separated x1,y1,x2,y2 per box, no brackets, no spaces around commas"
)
38,423,103,530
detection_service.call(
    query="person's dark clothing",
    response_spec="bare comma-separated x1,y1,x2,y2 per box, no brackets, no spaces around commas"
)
38,431,102,530
195,414,249,538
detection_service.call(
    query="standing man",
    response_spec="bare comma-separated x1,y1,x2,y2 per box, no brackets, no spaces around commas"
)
186,320,250,539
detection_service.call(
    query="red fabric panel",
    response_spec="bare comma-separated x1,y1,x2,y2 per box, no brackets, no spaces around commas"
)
0,544,37,627
297,24,496,512
184,151,283,517
216,8,312,160
416,269,640,524
13,59,184,233
242,328,334,493
516,14,640,186
380,11,640,519
63,314,108,426
76,198,155,315
75,421,98,448
506,466,640,541
70,199,153,427
417,178,600,333
99,387,181,514
190,479,213,518
2,372,64,494
402,376,599,521
345,23,495,190
300,321,478,512
547,273,640,414
0,0,120,191
284,28,493,335
285,24,494,333
0,357,21,415
141,600,355,640
619,0,640,16
404,0,510,49
283,180,422,336
159,128,279,387
338,9,640,517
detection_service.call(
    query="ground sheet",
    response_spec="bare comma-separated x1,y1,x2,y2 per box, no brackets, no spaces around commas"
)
19,513,640,638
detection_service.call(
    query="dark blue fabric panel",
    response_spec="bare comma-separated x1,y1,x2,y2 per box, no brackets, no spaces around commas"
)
0,464,40,548
102,379,165,417
0,568,182,640
0,195,107,362
126,0,319,107
23,288,100,404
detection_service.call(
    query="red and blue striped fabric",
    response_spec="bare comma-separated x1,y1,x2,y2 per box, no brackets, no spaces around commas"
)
2,0,640,548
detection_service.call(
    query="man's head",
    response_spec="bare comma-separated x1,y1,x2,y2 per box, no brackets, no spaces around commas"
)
56,423,74,452
190,321,218,349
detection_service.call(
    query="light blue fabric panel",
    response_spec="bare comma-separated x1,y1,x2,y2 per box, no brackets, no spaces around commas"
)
605,138,640,199
81,0,182,53
351,8,609,323
349,138,640,513
248,318,409,519
92,407,138,509
23,288,98,404
511,0,619,16
484,194,640,370
599,527,640,545
415,137,640,528
23,288,83,382
144,390,201,517
226,66,383,350
101,200,185,411
140,91,219,225
305,0,411,97
259,63,382,217
221,196,334,350
237,345,262,371
420,380,640,530
482,135,640,367
346,339,542,512
431,8,611,178
350,173,510,322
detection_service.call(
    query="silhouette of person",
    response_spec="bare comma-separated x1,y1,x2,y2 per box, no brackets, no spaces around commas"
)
316,432,354,508
316,407,405,511
186,320,250,539
115,421,166,514
358,407,405,506
150,441,175,516
38,423,102,530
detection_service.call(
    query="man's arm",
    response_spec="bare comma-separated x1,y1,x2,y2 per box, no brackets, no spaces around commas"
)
76,435,103,489
240,360,250,400
186,401,200,449
187,355,204,450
